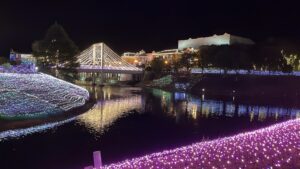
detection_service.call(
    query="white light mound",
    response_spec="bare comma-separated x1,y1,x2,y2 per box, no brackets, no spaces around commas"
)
0,73,89,118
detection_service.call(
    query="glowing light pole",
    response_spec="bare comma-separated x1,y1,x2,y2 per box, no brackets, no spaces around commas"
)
84,151,103,169
93,151,103,169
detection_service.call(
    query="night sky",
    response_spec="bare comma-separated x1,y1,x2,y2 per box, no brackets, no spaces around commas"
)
0,0,299,56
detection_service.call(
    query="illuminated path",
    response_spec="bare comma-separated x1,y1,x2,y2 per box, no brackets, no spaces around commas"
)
102,119,300,169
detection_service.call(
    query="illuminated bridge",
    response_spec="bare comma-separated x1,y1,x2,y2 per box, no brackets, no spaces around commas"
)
77,43,143,74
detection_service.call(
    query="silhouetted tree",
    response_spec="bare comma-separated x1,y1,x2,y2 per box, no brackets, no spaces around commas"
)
179,52,197,72
0,57,9,64
32,22,79,70
150,57,164,76
198,45,252,73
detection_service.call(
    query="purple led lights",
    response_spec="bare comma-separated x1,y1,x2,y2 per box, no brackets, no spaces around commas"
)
102,119,300,169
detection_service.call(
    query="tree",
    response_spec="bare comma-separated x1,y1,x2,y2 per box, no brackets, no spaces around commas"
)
0,57,9,64
179,52,195,72
150,57,164,76
199,45,252,73
32,22,79,70
285,54,300,71
199,46,218,70
256,38,300,72
2,63,12,69
172,58,181,73
255,40,291,72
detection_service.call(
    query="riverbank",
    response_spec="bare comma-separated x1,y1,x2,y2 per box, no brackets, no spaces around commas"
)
144,73,300,104
190,74,300,104
0,98,95,133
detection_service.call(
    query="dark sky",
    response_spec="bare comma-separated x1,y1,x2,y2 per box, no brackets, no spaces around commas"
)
0,0,299,56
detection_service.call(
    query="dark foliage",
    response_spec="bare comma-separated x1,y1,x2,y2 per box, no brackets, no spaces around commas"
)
32,23,79,70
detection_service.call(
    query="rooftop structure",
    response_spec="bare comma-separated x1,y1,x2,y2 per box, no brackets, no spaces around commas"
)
178,33,255,50
121,50,152,66
151,49,183,65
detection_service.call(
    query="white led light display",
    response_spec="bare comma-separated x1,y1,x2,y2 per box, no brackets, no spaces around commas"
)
0,73,89,118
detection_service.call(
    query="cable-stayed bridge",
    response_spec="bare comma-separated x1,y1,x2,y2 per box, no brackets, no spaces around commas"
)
77,43,143,74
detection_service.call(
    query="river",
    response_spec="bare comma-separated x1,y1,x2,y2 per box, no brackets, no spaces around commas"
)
0,86,298,169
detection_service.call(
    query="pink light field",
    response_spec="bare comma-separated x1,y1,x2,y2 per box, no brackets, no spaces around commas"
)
102,119,300,169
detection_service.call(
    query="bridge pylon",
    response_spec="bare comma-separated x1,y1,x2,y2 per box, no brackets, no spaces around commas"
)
76,43,143,85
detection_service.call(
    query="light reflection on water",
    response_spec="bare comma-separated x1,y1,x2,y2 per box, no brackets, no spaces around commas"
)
2,86,300,169
77,95,142,135
149,88,299,122
185,98,300,121
0,87,143,141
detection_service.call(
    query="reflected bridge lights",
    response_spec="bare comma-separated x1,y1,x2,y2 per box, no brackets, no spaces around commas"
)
201,88,205,100
77,95,142,134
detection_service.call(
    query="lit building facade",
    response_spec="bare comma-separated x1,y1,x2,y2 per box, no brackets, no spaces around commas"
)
122,49,183,66
10,50,36,65
151,49,183,64
121,33,255,69
121,50,153,66
178,33,255,50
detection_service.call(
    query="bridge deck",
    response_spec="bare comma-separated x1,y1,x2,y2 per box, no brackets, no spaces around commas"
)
77,65,143,74
76,43,143,74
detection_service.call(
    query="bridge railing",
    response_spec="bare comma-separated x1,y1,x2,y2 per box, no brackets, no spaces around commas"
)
78,65,143,71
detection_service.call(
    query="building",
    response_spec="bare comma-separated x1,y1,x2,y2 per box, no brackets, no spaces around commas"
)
151,49,183,64
152,49,182,59
122,49,184,67
9,50,36,65
178,33,255,50
121,50,152,66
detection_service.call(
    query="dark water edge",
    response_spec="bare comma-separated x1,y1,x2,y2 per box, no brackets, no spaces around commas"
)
0,86,298,169
191,74,300,98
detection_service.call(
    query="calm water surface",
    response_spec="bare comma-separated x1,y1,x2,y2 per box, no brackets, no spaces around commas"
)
0,86,299,169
